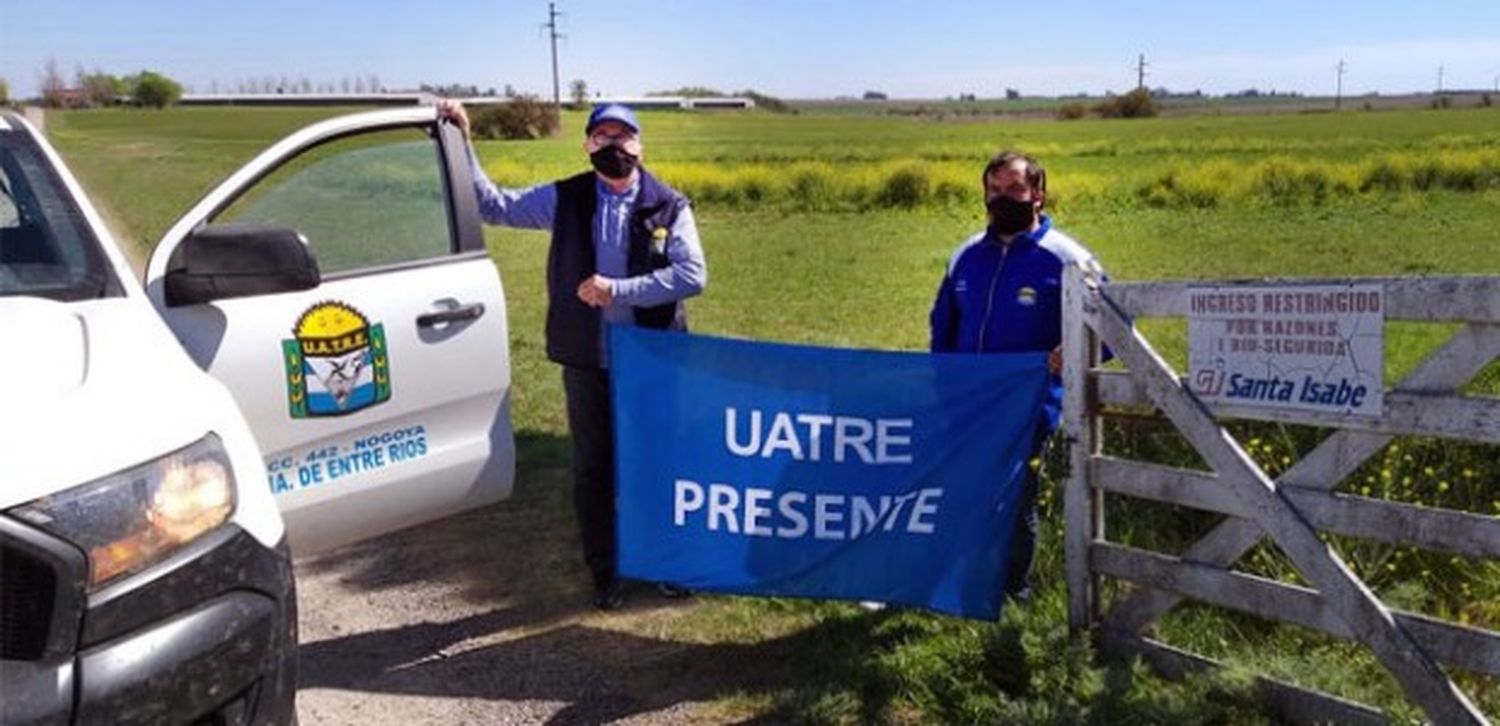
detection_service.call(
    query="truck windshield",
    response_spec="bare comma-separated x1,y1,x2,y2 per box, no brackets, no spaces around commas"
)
0,124,121,302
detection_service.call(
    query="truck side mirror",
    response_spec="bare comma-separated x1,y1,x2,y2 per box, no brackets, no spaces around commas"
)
164,223,320,307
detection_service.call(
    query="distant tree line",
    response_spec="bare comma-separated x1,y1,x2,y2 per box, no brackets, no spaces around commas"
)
1056,88,1159,120
646,86,724,98
469,95,559,140
420,82,484,97
212,74,384,94
740,90,791,113
38,59,183,109
36,58,397,108
646,86,792,113
1226,88,1303,98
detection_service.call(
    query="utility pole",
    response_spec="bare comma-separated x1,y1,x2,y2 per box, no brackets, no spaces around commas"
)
1136,53,1148,90
542,2,564,109
1437,64,1445,94
1335,59,1346,110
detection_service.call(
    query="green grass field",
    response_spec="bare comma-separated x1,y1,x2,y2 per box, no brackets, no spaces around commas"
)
48,104,1500,722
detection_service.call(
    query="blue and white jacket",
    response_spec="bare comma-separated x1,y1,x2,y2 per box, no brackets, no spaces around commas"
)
929,215,1104,429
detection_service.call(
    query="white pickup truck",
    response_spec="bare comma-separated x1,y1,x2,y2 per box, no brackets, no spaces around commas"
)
0,107,515,725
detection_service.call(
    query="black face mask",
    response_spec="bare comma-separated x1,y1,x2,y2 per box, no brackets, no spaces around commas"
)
986,195,1037,236
590,145,639,180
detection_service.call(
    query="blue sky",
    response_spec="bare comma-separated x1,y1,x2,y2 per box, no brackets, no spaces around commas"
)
3,0,1499,99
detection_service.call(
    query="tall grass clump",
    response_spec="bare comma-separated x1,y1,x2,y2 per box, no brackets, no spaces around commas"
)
1046,173,1110,214
1056,102,1088,121
876,163,932,209
1359,150,1500,194
662,149,1499,213
1409,158,1445,191
1251,157,1335,206
659,163,750,207
1095,88,1159,119
1436,157,1484,191
470,95,560,140
930,164,978,208
664,161,946,211
1134,159,1344,209
733,166,778,207
932,178,972,207
1136,167,1229,209
1421,150,1498,191
786,162,839,211
478,158,540,189
1360,156,1409,193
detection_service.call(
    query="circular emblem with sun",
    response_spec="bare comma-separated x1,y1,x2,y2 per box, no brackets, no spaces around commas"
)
295,301,369,339
282,300,391,418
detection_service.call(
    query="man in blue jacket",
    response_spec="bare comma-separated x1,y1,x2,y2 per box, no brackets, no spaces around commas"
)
439,100,707,610
929,149,1104,603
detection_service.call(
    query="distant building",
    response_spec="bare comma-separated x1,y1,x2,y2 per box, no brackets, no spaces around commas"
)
523,95,756,110
683,96,756,109
180,92,431,107
42,88,88,109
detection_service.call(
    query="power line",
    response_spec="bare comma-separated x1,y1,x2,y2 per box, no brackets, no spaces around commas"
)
541,2,565,109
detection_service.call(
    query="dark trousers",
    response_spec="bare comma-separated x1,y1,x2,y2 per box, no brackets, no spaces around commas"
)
1003,424,1051,599
562,366,616,590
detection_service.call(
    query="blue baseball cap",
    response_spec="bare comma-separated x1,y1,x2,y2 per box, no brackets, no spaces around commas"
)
585,103,640,135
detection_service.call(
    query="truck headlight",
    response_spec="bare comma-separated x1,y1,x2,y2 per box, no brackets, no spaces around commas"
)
10,434,236,589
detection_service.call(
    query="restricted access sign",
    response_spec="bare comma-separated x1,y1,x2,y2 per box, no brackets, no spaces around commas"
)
1186,283,1384,416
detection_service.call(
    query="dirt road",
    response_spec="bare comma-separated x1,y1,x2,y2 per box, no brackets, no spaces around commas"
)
291,467,768,725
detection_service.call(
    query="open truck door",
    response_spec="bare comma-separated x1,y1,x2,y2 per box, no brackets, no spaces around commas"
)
144,107,514,554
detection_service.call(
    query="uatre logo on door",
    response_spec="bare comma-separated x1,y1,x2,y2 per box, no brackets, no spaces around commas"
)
281,301,391,418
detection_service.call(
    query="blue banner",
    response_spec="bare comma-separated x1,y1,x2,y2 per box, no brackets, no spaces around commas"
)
611,327,1051,619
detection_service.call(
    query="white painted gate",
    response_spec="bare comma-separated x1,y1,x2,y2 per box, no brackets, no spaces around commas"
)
1061,268,1500,724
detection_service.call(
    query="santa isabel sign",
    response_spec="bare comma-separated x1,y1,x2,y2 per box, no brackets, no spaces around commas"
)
1187,283,1385,416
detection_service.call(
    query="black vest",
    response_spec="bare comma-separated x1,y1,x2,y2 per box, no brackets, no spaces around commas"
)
546,169,690,368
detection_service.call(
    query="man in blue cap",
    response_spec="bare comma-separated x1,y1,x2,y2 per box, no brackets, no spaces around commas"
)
438,100,707,610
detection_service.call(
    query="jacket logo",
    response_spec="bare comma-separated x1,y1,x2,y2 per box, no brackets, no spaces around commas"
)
955,279,968,293
282,301,392,418
1016,286,1037,307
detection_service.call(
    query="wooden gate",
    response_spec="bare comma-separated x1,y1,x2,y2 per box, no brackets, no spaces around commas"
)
1060,267,1500,724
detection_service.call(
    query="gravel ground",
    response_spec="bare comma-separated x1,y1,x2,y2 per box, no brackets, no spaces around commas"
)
290,482,762,725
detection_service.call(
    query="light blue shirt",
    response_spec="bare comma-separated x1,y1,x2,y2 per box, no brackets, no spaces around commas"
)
595,179,638,329
468,152,707,364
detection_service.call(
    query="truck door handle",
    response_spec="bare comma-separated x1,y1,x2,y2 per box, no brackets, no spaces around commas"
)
417,302,486,328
